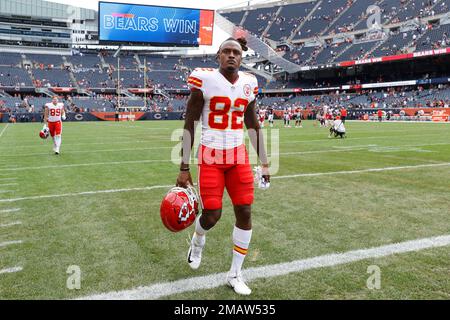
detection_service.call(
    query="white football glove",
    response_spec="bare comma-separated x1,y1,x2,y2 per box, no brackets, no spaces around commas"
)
253,166,270,190
61,114,67,121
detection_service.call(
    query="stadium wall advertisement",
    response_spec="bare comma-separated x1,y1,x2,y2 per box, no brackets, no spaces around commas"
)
2,110,448,123
98,1,214,46
0,112,186,122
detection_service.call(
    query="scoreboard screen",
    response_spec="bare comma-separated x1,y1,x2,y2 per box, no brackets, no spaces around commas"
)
98,1,214,46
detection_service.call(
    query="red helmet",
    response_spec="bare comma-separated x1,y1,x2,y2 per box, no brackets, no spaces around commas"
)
39,128,49,139
160,186,199,232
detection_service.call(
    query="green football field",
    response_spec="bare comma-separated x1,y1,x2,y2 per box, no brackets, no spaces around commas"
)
0,120,449,300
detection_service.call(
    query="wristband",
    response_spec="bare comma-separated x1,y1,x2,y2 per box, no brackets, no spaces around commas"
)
180,167,190,172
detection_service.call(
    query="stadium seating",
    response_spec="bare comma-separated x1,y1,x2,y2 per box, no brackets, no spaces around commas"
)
103,54,138,69
67,54,101,69
337,40,381,61
267,1,315,41
33,68,73,87
0,66,33,87
73,70,114,89
313,41,352,64
182,57,217,69
221,11,245,26
0,52,23,66
26,53,64,68
294,0,350,40
242,6,280,37
415,23,450,51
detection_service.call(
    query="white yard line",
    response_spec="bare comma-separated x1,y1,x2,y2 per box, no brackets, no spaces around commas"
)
0,221,22,228
0,183,18,187
0,159,173,172
0,266,22,275
0,140,159,150
0,146,174,158
0,185,173,203
0,124,9,139
283,133,449,144
77,234,450,300
272,162,450,180
0,178,17,181
0,208,21,213
0,240,23,248
1,162,449,203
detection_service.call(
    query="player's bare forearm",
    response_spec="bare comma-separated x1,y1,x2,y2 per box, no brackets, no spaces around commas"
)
176,89,204,188
43,107,48,125
245,101,269,167
180,89,204,169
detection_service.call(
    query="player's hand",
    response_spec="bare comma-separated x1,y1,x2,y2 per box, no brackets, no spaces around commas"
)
261,164,270,184
176,171,193,188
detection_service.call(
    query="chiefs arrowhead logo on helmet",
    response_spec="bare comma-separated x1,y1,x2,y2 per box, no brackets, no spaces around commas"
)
160,186,199,232
39,127,49,139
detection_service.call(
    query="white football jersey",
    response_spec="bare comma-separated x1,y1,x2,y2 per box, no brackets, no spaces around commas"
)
187,68,258,150
46,102,64,122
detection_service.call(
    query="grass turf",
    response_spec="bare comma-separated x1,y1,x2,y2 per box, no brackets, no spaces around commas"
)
0,120,449,299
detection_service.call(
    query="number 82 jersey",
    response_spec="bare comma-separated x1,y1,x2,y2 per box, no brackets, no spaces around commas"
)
188,68,258,150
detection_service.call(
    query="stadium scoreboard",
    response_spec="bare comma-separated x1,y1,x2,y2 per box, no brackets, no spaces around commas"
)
98,1,214,46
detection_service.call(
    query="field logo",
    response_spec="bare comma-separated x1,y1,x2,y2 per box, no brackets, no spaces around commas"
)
66,265,81,290
366,265,381,290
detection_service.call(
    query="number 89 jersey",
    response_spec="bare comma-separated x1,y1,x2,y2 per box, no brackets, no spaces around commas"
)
45,102,64,122
188,68,259,150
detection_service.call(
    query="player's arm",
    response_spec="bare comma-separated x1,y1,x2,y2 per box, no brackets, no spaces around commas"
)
244,100,270,182
43,106,49,126
61,106,66,120
176,89,204,188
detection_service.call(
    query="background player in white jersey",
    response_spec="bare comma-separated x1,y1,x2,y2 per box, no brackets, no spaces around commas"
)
43,96,66,154
176,37,270,295
294,106,303,128
258,107,266,128
267,106,274,127
283,107,291,127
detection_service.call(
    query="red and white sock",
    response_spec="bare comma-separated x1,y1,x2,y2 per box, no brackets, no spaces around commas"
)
230,226,252,275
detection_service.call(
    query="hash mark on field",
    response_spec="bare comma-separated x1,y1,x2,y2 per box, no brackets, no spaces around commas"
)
76,234,450,300
0,240,23,248
0,266,22,275
0,178,16,181
0,208,21,213
0,183,18,187
1,162,450,203
0,221,22,228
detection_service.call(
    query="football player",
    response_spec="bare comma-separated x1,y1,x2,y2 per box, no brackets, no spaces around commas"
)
294,106,303,128
43,96,66,155
267,106,274,127
176,37,270,296
258,107,266,128
283,108,291,127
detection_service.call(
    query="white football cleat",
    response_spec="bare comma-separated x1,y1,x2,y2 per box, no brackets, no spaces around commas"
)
227,272,251,295
187,237,204,270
